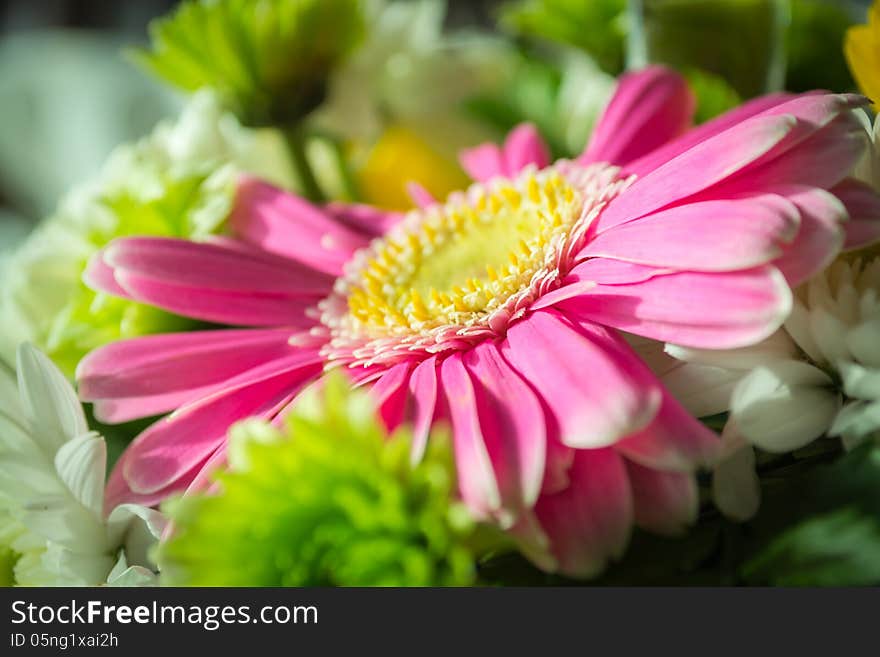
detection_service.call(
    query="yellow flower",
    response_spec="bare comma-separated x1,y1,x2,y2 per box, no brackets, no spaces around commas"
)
355,125,470,211
846,2,880,107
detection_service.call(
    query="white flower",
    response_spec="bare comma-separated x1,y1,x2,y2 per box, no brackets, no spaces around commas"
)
653,256,880,520
0,344,165,586
314,0,510,157
0,91,292,372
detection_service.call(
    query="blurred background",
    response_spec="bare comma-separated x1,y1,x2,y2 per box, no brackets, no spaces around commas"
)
0,0,502,244
0,0,872,247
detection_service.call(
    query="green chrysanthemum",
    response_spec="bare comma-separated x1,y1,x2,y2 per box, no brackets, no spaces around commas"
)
0,92,292,375
159,377,481,586
135,0,366,127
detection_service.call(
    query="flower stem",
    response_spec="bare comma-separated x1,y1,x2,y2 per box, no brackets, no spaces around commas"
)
283,126,325,203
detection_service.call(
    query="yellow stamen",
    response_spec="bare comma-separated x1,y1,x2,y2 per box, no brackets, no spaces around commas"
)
343,168,585,335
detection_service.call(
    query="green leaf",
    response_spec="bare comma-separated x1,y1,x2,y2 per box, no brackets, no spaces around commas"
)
739,444,880,585
683,68,742,124
786,0,857,93
742,507,880,586
498,0,627,75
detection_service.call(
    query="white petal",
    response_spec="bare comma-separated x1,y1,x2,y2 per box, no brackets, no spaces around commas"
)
661,363,743,417
16,344,87,454
41,542,114,586
847,318,880,369
107,504,168,545
105,550,130,583
830,399,880,446
0,456,65,500
106,563,158,587
783,300,824,364
20,498,107,553
665,329,797,370
624,334,680,376
0,359,26,427
712,423,760,522
106,504,167,569
731,361,840,452
106,503,167,542
838,361,880,401
0,409,41,457
54,432,106,518
808,308,851,366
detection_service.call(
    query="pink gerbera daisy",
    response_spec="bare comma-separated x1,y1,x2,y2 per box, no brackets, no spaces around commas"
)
78,67,880,577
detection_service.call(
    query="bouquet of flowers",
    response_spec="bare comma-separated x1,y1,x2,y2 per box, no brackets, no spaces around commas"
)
1,0,879,587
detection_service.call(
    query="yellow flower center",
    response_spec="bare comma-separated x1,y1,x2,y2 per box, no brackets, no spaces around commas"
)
319,161,633,368
349,168,579,331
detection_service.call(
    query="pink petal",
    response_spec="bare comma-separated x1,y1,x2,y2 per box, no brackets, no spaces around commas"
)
231,177,370,276
581,66,695,166
459,142,506,183
502,123,551,174
503,310,661,449
710,111,867,195
593,113,798,235
182,444,228,497
323,201,404,237
92,386,222,424
532,448,633,578
831,178,880,250
77,327,299,400
97,237,329,328
439,354,501,518
616,389,721,472
82,248,131,299
624,459,698,535
554,259,672,287
625,92,797,176
557,263,792,349
595,95,865,236
542,436,575,496
370,361,412,433
407,356,439,465
105,236,333,296
463,340,547,510
628,92,860,178
114,274,316,328
771,186,846,286
406,182,438,209
580,195,800,271
459,123,550,182
121,351,322,495
344,363,389,388
106,450,212,511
